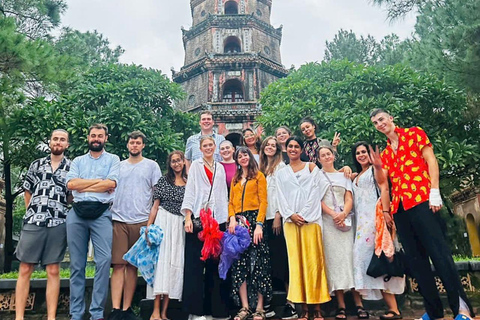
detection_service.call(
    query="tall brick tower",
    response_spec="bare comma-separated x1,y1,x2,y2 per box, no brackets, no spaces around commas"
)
172,0,288,143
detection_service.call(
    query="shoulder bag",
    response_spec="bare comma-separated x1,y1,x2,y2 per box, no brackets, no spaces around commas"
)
321,170,352,232
189,162,217,233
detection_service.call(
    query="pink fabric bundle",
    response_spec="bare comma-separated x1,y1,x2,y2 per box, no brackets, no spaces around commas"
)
198,207,224,261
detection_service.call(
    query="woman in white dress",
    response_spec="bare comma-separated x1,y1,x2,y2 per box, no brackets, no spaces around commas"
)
276,136,330,320
147,151,187,320
351,142,404,320
317,145,360,320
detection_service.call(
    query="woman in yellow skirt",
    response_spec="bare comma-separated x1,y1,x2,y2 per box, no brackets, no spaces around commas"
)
276,136,330,320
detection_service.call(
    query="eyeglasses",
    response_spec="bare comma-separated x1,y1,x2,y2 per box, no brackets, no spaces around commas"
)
170,159,183,164
244,134,255,138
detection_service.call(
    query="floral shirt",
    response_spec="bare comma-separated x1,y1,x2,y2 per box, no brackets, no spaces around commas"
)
381,127,432,214
23,156,71,227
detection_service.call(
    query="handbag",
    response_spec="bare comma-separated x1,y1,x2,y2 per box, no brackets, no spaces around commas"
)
367,248,405,281
188,162,217,233
367,180,405,281
235,180,251,229
321,170,352,232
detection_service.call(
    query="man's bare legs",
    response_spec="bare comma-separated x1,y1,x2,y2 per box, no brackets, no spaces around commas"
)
15,263,35,320
46,264,61,320
111,264,138,310
16,262,61,320
111,264,125,310
123,264,138,309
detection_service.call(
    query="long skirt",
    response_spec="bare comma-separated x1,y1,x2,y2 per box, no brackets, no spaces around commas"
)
147,207,185,300
284,222,331,304
231,210,273,309
265,218,289,289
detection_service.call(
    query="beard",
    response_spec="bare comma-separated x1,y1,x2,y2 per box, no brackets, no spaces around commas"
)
129,151,142,157
50,146,66,156
88,141,105,152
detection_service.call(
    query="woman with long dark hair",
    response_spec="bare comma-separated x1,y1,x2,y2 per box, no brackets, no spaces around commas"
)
147,151,188,320
241,128,262,163
181,136,230,320
228,147,272,320
351,141,404,319
276,136,330,320
259,137,296,319
299,117,340,165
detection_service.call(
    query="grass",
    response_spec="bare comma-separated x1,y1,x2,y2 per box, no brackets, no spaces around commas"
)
0,257,477,279
452,255,480,262
0,265,97,279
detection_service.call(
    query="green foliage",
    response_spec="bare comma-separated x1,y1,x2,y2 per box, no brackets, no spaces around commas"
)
439,208,472,256
0,0,67,39
371,0,480,94
258,60,480,195
0,16,71,197
54,27,125,69
407,0,480,94
31,63,196,167
371,0,419,20
13,196,25,238
324,29,408,66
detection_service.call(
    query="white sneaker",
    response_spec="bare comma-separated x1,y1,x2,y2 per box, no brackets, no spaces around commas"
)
189,315,207,320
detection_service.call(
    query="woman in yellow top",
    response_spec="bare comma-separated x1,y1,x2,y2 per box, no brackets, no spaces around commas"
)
228,146,272,320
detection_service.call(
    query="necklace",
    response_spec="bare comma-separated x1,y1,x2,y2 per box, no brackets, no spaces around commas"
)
203,157,215,169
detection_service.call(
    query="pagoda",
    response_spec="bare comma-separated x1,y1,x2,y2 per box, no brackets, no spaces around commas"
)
172,0,288,143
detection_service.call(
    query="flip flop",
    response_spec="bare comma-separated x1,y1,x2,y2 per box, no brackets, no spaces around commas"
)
380,311,402,320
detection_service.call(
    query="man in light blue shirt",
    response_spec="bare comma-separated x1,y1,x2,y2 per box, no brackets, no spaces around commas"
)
185,110,225,172
66,124,120,320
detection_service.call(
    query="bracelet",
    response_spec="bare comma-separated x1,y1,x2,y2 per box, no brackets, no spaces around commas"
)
256,222,264,228
382,210,390,213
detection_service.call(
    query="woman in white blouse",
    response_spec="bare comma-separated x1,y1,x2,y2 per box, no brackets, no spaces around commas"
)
276,136,330,320
181,136,230,320
259,136,294,319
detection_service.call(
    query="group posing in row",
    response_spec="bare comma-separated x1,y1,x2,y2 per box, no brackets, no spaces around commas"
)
14,110,474,320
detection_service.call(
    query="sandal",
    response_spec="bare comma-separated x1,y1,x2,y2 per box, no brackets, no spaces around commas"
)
314,310,325,320
234,307,251,320
356,306,369,319
380,311,402,320
299,310,309,320
252,309,266,320
336,308,347,320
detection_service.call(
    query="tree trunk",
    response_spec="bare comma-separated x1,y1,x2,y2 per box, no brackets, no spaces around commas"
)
3,160,14,273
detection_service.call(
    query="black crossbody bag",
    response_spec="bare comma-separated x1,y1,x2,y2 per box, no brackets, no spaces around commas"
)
73,201,109,220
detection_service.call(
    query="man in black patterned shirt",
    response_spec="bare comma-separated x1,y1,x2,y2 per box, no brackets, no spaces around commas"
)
15,129,71,320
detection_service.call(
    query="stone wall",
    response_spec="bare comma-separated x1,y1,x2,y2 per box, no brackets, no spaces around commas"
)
452,187,480,256
0,179,6,271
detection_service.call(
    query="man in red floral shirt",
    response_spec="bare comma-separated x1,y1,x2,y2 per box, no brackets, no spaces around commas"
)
370,109,474,320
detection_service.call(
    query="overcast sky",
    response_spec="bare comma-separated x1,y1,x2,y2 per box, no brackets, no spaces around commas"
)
60,0,416,77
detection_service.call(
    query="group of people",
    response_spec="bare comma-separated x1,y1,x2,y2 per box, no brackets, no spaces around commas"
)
14,109,475,320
